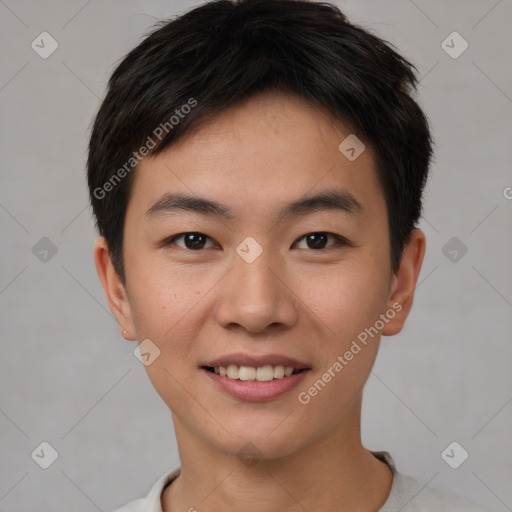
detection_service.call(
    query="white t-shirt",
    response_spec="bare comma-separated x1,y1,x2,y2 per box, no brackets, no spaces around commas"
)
111,451,488,511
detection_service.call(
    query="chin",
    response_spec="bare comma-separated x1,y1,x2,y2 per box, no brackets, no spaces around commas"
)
209,417,313,461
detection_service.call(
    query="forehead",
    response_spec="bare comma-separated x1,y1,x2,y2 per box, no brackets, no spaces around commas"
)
127,91,385,225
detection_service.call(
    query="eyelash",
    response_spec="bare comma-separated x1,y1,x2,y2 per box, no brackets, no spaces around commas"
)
163,232,351,251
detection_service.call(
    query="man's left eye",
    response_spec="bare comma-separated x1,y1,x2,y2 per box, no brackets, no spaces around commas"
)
293,232,347,250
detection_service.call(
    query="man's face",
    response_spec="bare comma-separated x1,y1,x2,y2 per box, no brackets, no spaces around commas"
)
116,92,400,458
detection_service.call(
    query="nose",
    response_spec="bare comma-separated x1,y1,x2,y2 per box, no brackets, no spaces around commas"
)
214,243,299,334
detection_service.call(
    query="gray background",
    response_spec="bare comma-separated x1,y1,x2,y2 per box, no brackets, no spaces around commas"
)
1,0,511,510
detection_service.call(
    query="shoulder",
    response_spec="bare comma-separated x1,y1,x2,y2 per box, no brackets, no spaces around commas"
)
383,471,487,511
372,451,491,512
110,466,181,512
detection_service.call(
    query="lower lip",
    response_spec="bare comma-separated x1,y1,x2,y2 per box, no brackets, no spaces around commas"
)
201,368,310,401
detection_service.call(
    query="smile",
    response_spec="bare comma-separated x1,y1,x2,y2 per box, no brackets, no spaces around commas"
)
204,364,306,381
201,365,311,401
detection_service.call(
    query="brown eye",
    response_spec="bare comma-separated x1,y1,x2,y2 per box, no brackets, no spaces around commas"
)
294,232,346,250
166,232,217,250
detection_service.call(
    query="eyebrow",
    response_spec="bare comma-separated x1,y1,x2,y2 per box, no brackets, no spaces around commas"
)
145,188,363,221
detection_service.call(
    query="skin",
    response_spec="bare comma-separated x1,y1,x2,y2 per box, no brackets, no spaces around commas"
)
94,90,425,512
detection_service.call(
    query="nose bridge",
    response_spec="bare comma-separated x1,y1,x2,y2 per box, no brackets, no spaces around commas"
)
235,239,277,298
214,237,298,332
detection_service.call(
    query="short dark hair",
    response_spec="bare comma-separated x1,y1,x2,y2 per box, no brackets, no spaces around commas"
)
87,0,433,282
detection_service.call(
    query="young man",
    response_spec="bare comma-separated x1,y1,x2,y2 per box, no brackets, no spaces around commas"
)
88,0,485,510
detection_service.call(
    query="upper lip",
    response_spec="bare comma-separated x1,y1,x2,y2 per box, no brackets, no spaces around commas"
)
202,353,310,370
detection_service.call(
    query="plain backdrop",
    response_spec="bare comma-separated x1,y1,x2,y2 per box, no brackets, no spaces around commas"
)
1,0,511,510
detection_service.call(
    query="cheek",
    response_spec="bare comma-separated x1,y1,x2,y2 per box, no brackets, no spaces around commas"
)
125,257,224,379
127,254,202,337
294,257,391,348
125,269,204,410
293,261,389,427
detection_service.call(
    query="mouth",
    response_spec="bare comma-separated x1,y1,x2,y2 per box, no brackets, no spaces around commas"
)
200,357,311,401
200,353,311,400
202,364,308,382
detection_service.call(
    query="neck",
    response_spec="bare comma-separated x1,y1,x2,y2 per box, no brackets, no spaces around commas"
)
162,396,393,512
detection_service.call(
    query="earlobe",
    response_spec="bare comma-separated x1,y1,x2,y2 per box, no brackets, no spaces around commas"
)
382,229,426,337
93,236,137,340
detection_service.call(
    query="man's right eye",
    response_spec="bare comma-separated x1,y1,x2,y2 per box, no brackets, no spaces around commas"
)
164,232,219,250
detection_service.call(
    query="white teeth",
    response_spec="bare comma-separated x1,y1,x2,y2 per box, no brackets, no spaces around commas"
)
256,365,274,381
273,365,285,379
226,364,238,379
238,366,256,380
212,364,301,381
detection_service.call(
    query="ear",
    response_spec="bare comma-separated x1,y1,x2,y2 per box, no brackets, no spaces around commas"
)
93,236,136,340
382,229,426,336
